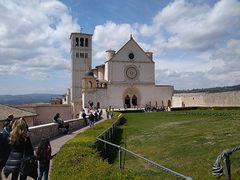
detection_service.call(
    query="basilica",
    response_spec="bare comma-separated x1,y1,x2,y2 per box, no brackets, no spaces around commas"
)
63,32,174,116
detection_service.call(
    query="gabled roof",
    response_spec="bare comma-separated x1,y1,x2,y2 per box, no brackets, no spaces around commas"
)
107,36,153,63
0,104,37,121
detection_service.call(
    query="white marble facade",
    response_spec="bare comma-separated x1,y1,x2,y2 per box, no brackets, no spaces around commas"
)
65,32,173,116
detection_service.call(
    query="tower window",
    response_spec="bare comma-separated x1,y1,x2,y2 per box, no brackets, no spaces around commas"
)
80,38,84,47
76,52,79,58
80,53,84,58
85,53,88,58
75,37,79,46
85,38,88,47
88,81,92,88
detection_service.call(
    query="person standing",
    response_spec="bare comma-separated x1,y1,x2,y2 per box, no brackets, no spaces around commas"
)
81,111,88,126
0,121,11,180
88,112,95,127
36,138,54,180
4,114,15,131
3,118,36,180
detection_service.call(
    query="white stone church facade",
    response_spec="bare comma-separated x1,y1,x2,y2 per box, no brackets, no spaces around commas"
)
64,32,174,117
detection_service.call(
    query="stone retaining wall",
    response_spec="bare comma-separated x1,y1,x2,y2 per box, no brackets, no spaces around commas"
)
29,118,86,145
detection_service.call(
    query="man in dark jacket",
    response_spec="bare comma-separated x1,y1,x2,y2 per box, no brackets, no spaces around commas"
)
88,112,95,127
0,121,11,180
81,111,88,126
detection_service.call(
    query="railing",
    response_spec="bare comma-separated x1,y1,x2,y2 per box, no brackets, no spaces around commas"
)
212,146,240,180
96,114,192,180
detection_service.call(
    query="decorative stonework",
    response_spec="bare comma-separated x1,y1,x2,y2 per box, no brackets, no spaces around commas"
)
124,65,139,81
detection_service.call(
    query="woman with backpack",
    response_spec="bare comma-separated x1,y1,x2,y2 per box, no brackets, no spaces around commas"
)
36,138,54,180
3,118,36,180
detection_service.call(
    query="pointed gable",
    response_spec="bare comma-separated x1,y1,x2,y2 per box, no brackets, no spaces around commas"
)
110,37,153,63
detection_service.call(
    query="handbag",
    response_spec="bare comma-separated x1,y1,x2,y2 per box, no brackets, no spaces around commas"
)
20,140,38,179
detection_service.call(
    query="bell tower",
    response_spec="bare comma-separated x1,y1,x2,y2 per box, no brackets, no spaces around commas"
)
70,32,92,117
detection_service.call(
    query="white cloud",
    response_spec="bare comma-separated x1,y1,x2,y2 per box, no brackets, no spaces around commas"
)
208,39,240,81
144,0,240,51
92,21,138,61
90,0,240,89
0,0,239,92
0,0,79,79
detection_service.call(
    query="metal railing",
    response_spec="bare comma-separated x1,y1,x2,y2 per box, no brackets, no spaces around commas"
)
96,114,192,180
212,146,240,180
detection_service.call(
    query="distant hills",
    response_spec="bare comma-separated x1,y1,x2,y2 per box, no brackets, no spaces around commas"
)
175,85,240,93
0,85,239,105
0,94,63,105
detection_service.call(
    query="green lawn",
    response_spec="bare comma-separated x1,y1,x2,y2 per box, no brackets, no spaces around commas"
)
119,110,240,179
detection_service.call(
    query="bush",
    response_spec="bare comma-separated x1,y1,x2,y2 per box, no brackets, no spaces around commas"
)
50,113,136,180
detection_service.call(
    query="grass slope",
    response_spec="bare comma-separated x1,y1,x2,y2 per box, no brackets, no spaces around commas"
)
121,110,240,179
50,114,135,180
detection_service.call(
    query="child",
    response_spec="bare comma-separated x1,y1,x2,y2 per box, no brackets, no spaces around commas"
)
36,138,54,180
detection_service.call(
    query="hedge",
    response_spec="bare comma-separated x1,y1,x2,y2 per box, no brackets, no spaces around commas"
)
50,113,136,180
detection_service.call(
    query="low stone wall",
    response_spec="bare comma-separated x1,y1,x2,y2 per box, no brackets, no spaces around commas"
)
29,118,86,145
172,91,240,107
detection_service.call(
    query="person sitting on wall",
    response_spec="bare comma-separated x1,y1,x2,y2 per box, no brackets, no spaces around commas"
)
53,113,69,134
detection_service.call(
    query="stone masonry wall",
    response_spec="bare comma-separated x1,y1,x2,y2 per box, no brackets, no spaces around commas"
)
29,118,86,145
172,91,240,107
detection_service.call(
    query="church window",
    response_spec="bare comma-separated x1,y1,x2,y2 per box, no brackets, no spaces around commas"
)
85,53,88,58
88,81,92,88
85,38,88,47
97,102,100,108
128,53,134,60
75,37,79,46
80,53,84,58
80,38,84,47
76,52,79,58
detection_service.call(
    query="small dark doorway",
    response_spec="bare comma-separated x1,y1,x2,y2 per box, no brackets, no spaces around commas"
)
125,95,131,108
132,95,137,106
97,102,100,109
168,100,171,107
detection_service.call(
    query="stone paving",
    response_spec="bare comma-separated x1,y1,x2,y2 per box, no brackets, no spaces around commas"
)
1,112,108,180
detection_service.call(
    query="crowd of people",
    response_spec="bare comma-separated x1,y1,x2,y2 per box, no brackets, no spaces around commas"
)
144,105,171,112
0,115,55,180
0,108,111,180
81,109,103,128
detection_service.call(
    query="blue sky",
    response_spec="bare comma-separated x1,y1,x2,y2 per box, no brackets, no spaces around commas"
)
0,0,239,95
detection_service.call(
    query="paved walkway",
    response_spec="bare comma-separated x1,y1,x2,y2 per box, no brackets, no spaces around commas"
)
1,113,108,180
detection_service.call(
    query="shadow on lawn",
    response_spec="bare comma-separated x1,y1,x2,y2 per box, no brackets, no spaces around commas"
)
96,117,127,164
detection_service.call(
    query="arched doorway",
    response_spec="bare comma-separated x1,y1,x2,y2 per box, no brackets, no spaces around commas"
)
125,95,131,108
123,87,141,108
132,95,137,107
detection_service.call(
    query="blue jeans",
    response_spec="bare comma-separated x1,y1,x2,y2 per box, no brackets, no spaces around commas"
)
37,161,50,180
